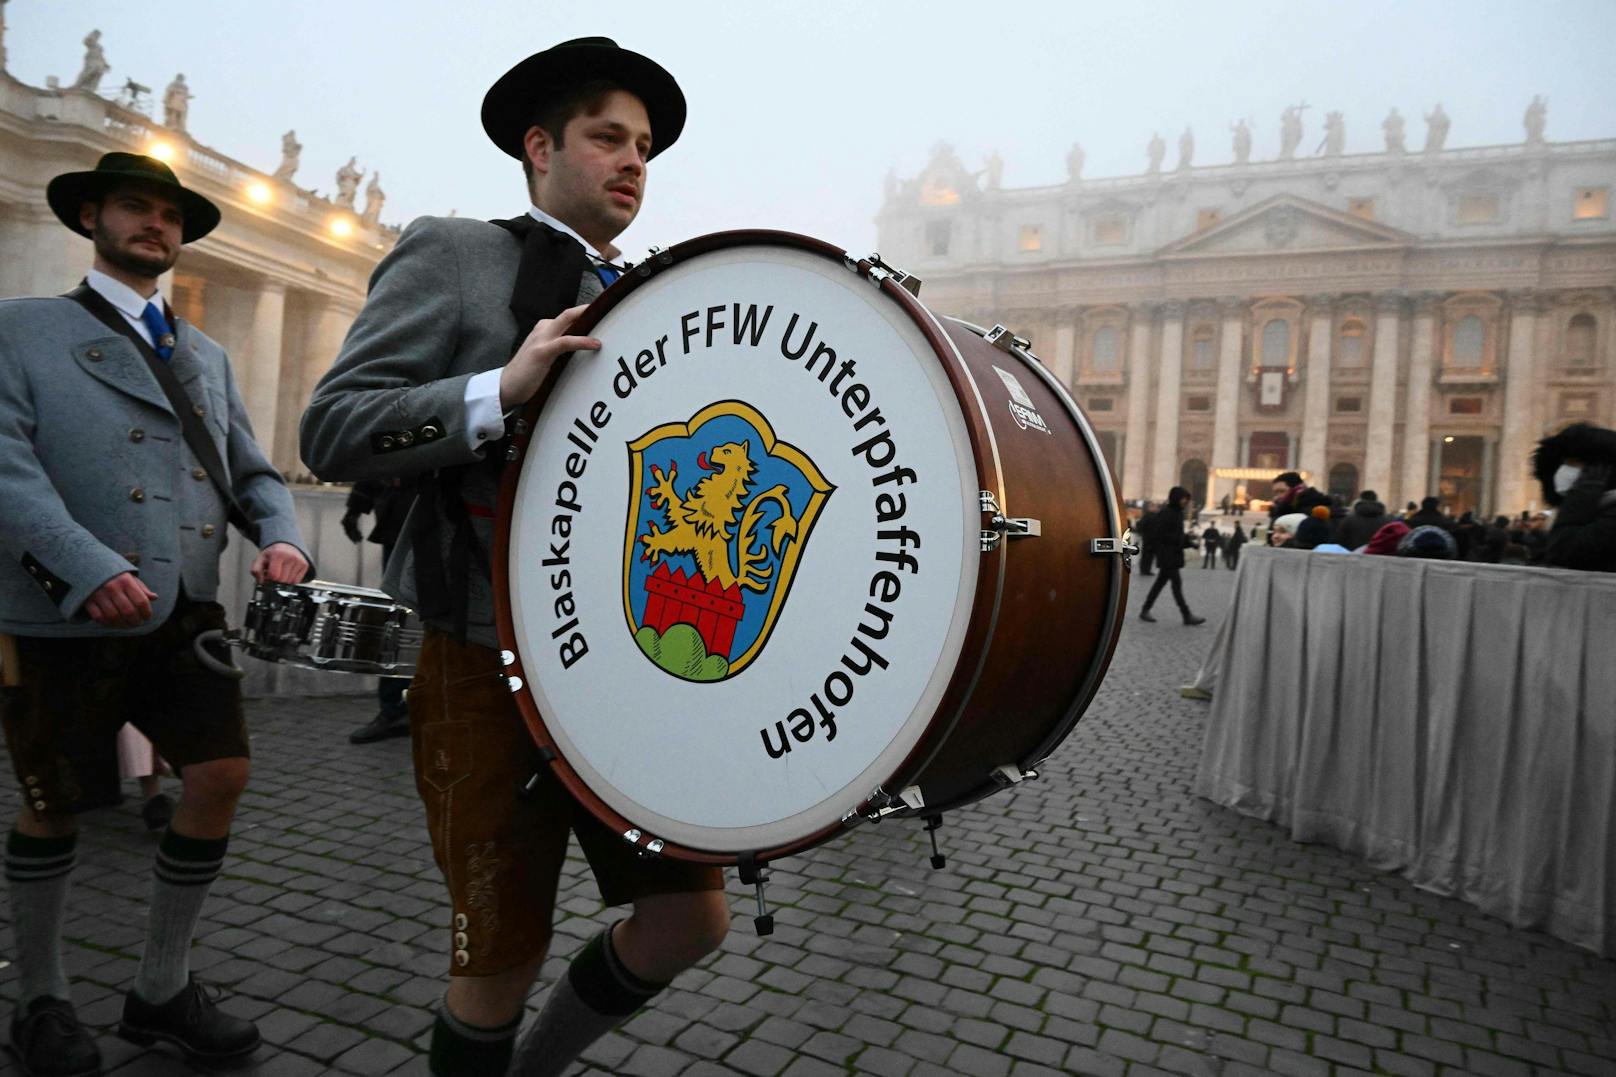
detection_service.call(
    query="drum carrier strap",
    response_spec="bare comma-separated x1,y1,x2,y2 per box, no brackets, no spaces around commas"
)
63,283,262,547
408,218,592,643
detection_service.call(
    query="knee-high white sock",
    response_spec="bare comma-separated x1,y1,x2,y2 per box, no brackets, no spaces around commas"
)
5,830,76,1006
508,924,667,1077
133,828,227,1004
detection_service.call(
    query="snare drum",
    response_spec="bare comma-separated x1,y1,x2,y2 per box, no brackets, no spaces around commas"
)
496,231,1129,868
236,580,421,675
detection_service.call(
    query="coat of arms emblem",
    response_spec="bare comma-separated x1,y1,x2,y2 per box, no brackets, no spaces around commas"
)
623,401,833,682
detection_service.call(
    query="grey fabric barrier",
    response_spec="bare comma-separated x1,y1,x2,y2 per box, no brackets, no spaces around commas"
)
1196,547,1616,957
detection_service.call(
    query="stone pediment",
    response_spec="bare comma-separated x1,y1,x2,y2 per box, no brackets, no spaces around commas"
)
1160,194,1414,257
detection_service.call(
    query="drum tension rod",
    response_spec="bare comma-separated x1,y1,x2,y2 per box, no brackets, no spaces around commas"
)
923,814,947,870
737,852,774,936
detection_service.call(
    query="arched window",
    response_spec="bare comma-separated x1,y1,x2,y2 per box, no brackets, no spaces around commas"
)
1191,325,1216,369
1092,326,1120,371
1567,313,1597,366
1337,319,1366,367
1453,316,1485,368
1261,318,1290,368
1179,459,1208,510
1327,463,1358,503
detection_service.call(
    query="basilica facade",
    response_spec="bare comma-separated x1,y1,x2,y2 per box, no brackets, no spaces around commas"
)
0,30,393,479
875,115,1616,517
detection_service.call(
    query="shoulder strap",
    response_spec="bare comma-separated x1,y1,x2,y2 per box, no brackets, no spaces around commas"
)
64,283,262,546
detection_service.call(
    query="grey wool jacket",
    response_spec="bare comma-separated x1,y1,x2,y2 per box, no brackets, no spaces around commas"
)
0,296,306,636
300,215,603,648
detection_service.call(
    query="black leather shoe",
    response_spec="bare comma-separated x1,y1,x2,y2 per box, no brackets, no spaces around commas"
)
140,793,174,833
8,997,102,1077
1183,615,1207,626
1139,609,1157,622
348,710,409,744
118,978,259,1066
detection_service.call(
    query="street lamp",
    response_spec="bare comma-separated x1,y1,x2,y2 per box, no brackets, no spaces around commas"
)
245,181,273,206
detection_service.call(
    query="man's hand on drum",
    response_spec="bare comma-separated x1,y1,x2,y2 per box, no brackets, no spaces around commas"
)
83,571,158,628
500,304,601,410
251,542,310,584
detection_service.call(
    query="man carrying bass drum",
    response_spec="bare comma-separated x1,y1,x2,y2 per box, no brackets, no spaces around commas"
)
300,38,729,1077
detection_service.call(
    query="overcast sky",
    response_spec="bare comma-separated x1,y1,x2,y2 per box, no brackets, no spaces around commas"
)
7,1,1614,258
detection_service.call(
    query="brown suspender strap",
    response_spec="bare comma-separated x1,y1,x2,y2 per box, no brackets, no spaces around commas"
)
63,283,262,547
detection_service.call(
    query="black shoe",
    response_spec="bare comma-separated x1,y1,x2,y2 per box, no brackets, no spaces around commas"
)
349,710,409,745
141,793,174,833
1183,615,1207,626
118,978,259,1066
8,998,102,1077
1139,609,1157,622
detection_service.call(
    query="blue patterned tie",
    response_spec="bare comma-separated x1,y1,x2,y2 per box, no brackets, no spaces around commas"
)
593,262,621,287
140,302,175,361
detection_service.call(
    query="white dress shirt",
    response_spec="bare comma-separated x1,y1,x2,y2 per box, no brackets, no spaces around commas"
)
85,268,166,349
460,205,618,449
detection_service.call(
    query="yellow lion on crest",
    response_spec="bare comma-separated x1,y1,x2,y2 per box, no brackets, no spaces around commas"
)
639,440,799,592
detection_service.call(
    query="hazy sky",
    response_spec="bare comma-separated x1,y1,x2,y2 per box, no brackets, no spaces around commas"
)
7,1,1614,257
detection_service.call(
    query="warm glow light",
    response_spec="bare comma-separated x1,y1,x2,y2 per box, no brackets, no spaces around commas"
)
147,140,175,162
245,181,273,205
1443,435,1455,443
329,216,354,238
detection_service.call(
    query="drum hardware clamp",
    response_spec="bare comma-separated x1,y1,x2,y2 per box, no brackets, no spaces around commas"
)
979,490,1042,553
992,764,1040,787
737,853,774,936
1090,532,1142,569
923,814,947,870
634,246,676,277
983,323,1041,362
845,252,923,297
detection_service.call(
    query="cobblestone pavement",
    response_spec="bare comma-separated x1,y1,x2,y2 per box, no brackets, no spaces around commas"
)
3,564,1613,1076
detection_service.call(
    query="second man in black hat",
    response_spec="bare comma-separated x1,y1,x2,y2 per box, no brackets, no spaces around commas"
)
300,38,728,1077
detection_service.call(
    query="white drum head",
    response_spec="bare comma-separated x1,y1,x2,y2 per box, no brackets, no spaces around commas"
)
505,242,980,853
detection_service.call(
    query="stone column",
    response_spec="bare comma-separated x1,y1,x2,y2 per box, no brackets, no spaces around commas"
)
1361,293,1403,499
1149,301,1186,497
1209,297,1245,509
1398,294,1439,508
1053,311,1078,387
241,280,288,464
1298,295,1334,485
1121,302,1157,502
276,296,358,475
1496,291,1542,515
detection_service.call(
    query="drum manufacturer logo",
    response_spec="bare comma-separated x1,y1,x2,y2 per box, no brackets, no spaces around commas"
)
624,401,833,682
994,366,1053,435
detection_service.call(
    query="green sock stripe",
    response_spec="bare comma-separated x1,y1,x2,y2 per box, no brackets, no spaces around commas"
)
157,828,228,865
7,830,77,860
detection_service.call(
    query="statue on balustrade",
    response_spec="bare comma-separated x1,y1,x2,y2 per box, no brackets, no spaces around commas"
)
981,150,1002,191
1423,103,1449,153
334,156,364,208
361,173,386,227
1382,107,1406,153
1146,131,1165,174
1,0,10,70
1321,111,1345,157
1279,104,1305,160
1230,118,1252,165
272,130,301,181
162,73,191,132
73,29,109,91
1523,95,1547,146
1066,142,1085,182
1177,126,1194,171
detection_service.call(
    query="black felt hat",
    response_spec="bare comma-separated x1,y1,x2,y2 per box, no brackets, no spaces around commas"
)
481,37,685,161
47,152,221,243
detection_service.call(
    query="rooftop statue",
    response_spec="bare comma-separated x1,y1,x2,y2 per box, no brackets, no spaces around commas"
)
1524,95,1547,146
272,129,302,182
73,29,108,92
1066,142,1085,181
162,73,191,132
1321,111,1345,157
1177,126,1194,171
1423,103,1450,153
1146,131,1165,174
361,172,386,227
334,156,364,208
1230,118,1252,165
1382,107,1406,154
1279,104,1306,160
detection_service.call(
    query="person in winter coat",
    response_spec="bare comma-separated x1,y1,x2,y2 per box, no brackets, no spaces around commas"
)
1224,523,1247,569
1533,422,1616,573
1200,525,1222,568
1268,470,1330,521
1334,490,1389,550
1139,486,1207,625
1405,496,1453,532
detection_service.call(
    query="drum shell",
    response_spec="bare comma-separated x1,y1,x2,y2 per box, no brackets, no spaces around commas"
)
493,231,1129,864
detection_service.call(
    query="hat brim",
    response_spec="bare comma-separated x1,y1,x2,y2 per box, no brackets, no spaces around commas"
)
46,169,221,244
482,42,685,161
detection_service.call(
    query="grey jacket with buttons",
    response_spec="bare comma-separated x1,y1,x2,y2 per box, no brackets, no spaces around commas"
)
300,215,602,649
0,295,306,637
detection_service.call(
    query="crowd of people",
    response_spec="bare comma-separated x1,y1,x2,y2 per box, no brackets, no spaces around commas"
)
1130,421,1616,585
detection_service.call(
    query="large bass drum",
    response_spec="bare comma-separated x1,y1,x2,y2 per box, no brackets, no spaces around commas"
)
495,231,1130,866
